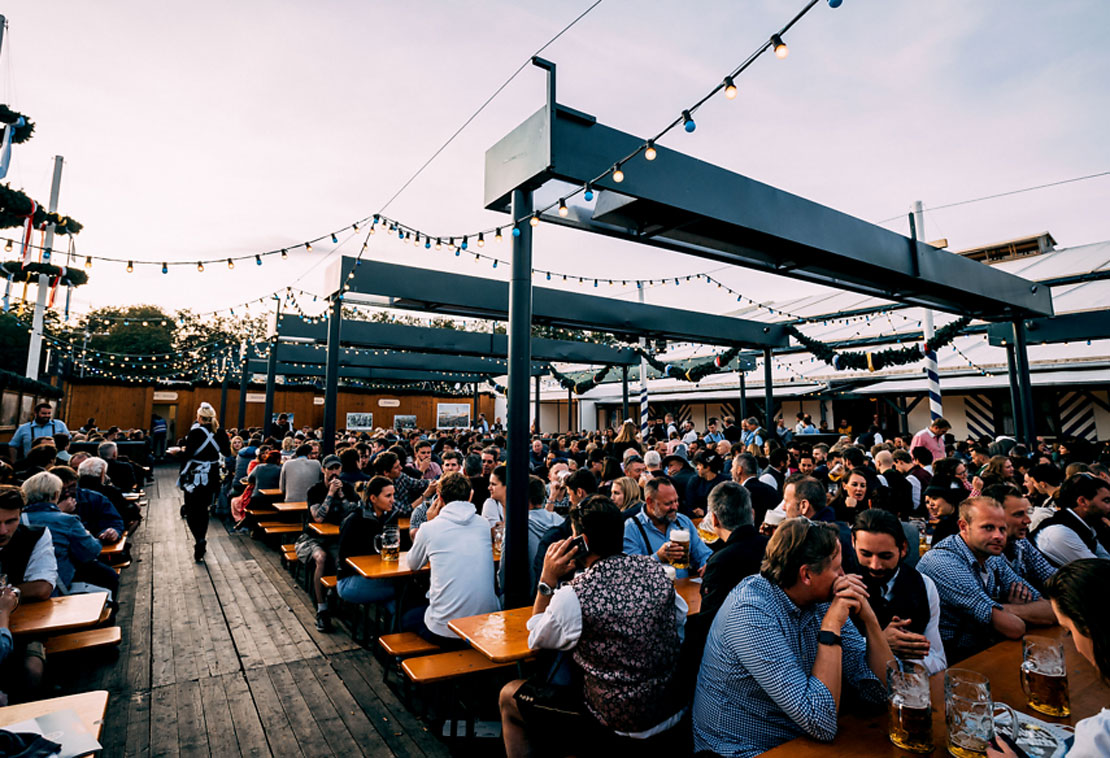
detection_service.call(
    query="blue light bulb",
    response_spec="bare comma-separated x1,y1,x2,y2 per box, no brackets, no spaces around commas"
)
331,233,338,244
512,227,521,237
425,240,431,249
827,0,842,7
584,187,594,202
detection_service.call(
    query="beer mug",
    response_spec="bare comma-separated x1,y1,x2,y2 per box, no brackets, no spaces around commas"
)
695,517,719,545
1021,636,1070,717
375,525,401,562
669,529,691,570
944,669,1018,758
887,660,934,753
492,523,504,560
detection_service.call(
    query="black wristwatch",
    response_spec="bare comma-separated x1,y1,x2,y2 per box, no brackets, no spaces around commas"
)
817,630,842,647
537,581,556,597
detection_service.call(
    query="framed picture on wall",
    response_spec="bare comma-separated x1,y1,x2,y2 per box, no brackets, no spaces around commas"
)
346,412,374,432
435,403,471,430
393,414,417,431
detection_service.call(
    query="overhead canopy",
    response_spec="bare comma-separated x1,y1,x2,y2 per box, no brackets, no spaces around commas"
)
326,258,788,348
482,101,1054,321
246,360,492,384
275,314,641,366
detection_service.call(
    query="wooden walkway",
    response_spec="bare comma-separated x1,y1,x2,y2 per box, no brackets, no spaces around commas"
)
78,468,453,758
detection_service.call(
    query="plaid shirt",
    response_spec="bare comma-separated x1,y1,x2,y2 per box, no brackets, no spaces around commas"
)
692,575,884,757
391,472,426,516
917,534,1040,661
1002,537,1057,593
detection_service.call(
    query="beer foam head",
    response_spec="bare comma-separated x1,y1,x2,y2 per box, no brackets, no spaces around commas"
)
670,529,690,542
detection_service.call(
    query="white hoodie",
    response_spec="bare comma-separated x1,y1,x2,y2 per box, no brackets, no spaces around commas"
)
407,499,499,637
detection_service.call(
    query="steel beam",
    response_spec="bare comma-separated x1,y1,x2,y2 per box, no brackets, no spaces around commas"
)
326,259,787,349
1011,321,1037,444
483,102,1052,320
987,311,1110,347
323,296,341,456
247,361,489,384
237,345,251,431
264,342,547,376
763,347,774,429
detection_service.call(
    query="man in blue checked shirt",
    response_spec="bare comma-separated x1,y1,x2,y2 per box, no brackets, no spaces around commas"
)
693,518,894,758
983,483,1057,594
918,496,1055,663
623,476,711,578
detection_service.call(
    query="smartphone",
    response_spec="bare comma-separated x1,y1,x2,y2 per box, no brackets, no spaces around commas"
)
568,535,588,557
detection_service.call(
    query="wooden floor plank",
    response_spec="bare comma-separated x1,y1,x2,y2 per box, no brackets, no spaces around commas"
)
243,665,304,758
123,690,152,758
299,659,396,758
222,670,273,758
149,683,180,758
196,674,241,758
126,542,154,694
175,679,209,758
263,662,338,757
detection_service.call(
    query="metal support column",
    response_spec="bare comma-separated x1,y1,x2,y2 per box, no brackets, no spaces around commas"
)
503,188,534,609
763,347,775,430
473,382,480,427
567,388,573,432
218,352,230,428
1011,321,1036,445
621,366,630,423
237,344,251,431
738,371,748,422
1004,343,1025,441
263,344,278,438
322,295,342,455
534,375,541,434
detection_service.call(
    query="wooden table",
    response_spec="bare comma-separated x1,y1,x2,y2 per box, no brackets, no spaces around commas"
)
346,553,428,580
10,592,109,636
0,690,109,738
307,522,340,537
121,492,141,501
762,626,1109,757
449,607,533,663
675,577,702,616
272,501,308,513
100,534,127,560
258,488,283,498
398,517,410,531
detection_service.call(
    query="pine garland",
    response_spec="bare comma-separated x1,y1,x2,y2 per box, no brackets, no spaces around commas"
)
636,346,741,382
0,260,89,287
549,364,613,394
0,183,83,234
0,106,35,144
786,315,972,371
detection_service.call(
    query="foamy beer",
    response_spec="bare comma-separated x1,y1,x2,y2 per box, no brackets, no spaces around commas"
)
1021,636,1070,717
886,660,933,753
670,529,691,570
375,525,401,562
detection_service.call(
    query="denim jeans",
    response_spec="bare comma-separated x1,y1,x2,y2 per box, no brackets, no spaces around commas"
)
337,575,396,611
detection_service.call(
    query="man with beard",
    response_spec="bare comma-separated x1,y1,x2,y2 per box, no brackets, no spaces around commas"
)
983,483,1056,594
918,497,1055,662
850,509,946,674
623,476,711,579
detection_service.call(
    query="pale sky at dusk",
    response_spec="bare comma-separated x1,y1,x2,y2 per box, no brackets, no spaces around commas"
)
2,0,1108,324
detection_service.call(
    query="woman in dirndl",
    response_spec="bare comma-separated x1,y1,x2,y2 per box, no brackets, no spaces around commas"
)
179,402,230,562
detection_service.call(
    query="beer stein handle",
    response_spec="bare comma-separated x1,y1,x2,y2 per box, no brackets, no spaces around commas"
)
993,703,1019,742
373,534,383,555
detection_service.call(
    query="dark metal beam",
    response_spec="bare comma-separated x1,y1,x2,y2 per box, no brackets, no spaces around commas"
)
247,361,490,384
237,344,251,431
483,102,1053,320
327,258,787,349
1011,321,1036,444
323,296,341,456
987,311,1110,347
763,347,774,429
265,343,547,376
276,315,640,366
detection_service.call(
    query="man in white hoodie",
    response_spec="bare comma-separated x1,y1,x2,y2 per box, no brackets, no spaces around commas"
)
404,471,499,646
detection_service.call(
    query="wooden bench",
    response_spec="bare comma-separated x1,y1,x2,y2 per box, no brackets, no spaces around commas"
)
320,575,337,590
260,523,302,536
44,626,122,656
113,561,132,573
245,508,277,518
402,649,517,684
379,632,440,658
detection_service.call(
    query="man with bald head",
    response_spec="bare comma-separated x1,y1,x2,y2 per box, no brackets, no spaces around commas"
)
875,449,913,517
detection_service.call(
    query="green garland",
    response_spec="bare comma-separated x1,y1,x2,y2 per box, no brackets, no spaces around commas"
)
0,260,89,287
636,346,741,382
550,364,613,394
786,315,972,371
0,106,35,144
0,183,83,234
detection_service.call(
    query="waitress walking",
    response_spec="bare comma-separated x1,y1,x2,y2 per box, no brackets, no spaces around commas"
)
179,402,230,562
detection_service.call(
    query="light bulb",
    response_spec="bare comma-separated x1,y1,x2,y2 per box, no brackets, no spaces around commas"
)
462,236,469,250
127,261,134,273
227,258,235,269
530,214,540,227
305,241,313,251
197,262,205,272
331,233,339,244
281,248,288,259
644,141,657,160
255,255,262,266
352,221,359,231
435,238,442,250
161,262,168,274
477,232,485,247
612,164,624,183
682,110,696,133
4,239,11,252
512,226,521,238
558,199,569,217
724,76,737,99
771,34,788,59
495,228,503,242
84,256,92,269
584,185,594,202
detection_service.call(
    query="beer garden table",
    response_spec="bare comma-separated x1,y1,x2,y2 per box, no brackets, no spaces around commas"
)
761,625,1109,757
272,500,308,513
10,592,109,636
0,690,109,737
307,522,340,537
345,553,428,580
99,534,127,560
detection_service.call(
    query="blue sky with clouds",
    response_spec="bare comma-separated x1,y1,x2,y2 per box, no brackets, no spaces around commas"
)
2,0,1107,320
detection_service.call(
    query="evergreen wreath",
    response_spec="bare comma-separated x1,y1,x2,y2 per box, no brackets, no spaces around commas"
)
636,346,741,383
0,106,35,144
549,364,613,394
0,183,83,234
785,315,972,371
0,260,89,287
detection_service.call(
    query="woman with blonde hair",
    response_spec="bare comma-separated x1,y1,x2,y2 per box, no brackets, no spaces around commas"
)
609,476,644,517
179,402,230,562
610,419,643,459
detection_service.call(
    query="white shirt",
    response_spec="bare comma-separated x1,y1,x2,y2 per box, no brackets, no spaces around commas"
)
758,472,779,489
682,430,698,445
880,569,947,675
406,500,499,638
1072,708,1110,758
906,474,922,511
1027,505,1055,531
480,497,504,527
1034,511,1110,566
18,526,59,591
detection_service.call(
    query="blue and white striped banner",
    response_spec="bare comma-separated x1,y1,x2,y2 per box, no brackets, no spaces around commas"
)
964,393,995,439
639,342,649,437
1059,391,1097,441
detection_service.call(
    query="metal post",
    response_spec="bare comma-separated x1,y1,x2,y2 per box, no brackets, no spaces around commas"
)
763,347,774,430
263,341,279,438
504,188,534,609
913,201,943,421
237,343,250,431
1011,321,1036,444
621,366,630,422
322,294,342,455
473,382,480,425
567,387,573,432
534,374,541,434
218,352,230,428
25,156,64,379
638,288,649,438
738,371,748,422
1004,343,1025,441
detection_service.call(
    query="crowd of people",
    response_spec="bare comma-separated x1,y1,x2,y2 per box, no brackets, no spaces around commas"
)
0,404,148,704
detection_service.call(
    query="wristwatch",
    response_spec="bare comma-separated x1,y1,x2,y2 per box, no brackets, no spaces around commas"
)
537,581,556,597
817,630,842,647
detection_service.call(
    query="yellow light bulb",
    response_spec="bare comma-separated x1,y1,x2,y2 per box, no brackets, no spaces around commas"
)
644,144,657,161
127,261,134,273
772,34,788,59
613,167,625,183
724,76,738,99
529,215,540,227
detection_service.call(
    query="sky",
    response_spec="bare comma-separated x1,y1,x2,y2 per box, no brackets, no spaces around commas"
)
2,0,1109,326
